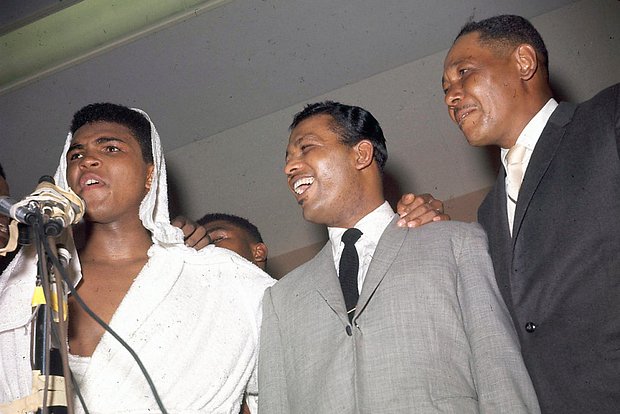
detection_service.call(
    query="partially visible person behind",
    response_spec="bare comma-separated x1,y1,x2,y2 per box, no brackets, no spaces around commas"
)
0,163,13,273
0,163,9,248
398,15,620,413
0,103,273,413
197,213,268,272
198,212,270,414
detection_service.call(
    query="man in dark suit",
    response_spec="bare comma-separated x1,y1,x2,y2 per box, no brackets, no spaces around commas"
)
399,15,619,413
258,101,539,413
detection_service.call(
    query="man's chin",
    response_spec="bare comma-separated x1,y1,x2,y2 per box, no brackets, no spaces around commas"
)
301,206,323,225
463,132,488,147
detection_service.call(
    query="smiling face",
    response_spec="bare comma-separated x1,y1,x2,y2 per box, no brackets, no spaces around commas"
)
285,114,374,228
442,32,527,149
66,121,153,224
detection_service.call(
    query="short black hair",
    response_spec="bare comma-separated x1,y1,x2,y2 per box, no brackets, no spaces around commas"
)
70,103,153,164
290,101,388,171
197,213,264,244
0,162,5,180
456,15,549,77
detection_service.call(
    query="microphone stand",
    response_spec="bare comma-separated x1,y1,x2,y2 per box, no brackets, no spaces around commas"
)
0,175,84,414
29,212,75,414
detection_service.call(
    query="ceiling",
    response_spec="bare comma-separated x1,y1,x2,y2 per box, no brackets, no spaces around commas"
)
1,0,579,149
0,0,598,265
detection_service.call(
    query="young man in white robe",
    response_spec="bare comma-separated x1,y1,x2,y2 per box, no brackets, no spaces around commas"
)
0,103,274,413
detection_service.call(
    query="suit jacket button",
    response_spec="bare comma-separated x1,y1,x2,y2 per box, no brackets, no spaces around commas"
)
525,322,536,333
345,325,352,336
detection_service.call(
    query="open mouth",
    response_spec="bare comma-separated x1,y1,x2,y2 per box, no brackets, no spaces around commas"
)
79,175,104,191
293,177,314,195
455,106,476,126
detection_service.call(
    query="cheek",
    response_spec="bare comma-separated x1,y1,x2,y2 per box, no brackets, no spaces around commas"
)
316,154,346,184
121,164,149,187
66,164,80,191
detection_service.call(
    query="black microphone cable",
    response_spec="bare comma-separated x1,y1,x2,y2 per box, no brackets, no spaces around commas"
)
41,234,169,414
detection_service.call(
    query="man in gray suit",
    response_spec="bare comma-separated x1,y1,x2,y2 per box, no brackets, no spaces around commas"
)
258,101,540,413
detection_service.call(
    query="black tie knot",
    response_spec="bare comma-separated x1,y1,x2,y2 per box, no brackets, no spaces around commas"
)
342,228,362,245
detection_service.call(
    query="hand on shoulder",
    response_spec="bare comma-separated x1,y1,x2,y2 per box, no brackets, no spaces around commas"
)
396,193,450,228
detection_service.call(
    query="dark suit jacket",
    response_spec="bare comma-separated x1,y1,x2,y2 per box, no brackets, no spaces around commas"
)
478,83,620,413
259,220,539,413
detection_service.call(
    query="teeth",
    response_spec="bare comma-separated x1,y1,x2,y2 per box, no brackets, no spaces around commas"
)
86,179,99,186
456,107,474,124
293,177,314,194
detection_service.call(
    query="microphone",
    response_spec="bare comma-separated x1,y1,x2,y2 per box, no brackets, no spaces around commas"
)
0,195,34,224
0,176,85,236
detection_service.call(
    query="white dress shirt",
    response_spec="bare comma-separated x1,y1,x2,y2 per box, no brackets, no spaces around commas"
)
328,201,397,293
501,98,558,234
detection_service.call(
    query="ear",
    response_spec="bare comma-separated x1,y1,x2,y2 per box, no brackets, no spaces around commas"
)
145,164,155,190
354,140,375,170
252,242,268,264
515,44,538,81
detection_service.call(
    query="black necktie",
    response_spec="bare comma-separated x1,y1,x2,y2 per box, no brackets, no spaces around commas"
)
339,228,363,322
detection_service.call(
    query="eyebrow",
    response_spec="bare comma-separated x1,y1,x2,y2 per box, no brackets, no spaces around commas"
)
67,136,127,153
447,56,468,68
206,225,229,234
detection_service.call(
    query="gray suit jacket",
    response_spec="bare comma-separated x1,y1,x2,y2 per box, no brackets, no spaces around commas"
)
478,83,620,413
259,220,540,413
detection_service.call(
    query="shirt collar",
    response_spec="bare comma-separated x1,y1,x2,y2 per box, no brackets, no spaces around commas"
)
328,200,396,253
501,98,558,166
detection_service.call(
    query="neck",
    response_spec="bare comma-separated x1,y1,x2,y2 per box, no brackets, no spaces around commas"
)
77,219,153,262
502,89,553,149
333,197,385,229
337,175,385,228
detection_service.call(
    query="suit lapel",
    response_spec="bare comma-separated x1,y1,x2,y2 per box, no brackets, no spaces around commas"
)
354,218,406,320
313,242,351,327
490,171,510,236
480,176,515,310
513,102,577,241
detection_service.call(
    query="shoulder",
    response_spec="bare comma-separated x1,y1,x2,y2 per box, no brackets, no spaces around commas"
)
270,244,330,293
563,83,620,124
0,246,41,333
0,245,38,291
586,83,620,105
154,243,275,293
392,221,490,261
400,220,487,243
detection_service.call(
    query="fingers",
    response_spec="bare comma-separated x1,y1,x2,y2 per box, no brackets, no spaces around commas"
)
185,225,210,249
396,193,417,215
171,215,188,229
171,215,211,249
396,193,450,228
425,195,444,215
